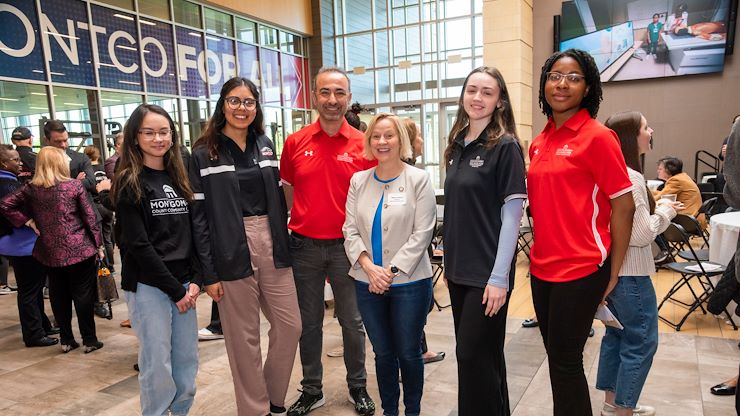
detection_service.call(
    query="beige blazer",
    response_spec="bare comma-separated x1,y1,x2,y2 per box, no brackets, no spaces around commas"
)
343,164,436,284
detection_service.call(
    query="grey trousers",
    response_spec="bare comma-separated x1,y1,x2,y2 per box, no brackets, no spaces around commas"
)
290,233,367,395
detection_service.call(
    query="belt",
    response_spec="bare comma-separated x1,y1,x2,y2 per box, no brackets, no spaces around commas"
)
291,231,344,246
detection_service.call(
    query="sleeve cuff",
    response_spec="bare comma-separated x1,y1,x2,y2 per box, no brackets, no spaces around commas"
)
609,185,633,199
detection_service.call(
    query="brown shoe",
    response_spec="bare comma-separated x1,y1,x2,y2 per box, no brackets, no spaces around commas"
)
120,319,131,328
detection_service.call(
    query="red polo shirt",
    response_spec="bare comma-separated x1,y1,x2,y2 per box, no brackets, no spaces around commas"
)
280,119,375,239
527,109,632,282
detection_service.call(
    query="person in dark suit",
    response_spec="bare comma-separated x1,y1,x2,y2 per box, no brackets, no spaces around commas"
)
43,120,96,195
10,126,36,183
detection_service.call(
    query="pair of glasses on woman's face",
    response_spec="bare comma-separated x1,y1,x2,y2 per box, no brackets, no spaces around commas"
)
545,72,586,84
225,96,257,110
138,129,172,140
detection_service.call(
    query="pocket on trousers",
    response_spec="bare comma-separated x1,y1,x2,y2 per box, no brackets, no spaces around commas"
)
288,234,305,250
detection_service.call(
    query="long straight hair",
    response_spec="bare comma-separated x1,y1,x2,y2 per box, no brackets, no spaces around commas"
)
194,77,265,160
444,66,521,165
605,110,655,214
30,147,70,188
111,104,193,204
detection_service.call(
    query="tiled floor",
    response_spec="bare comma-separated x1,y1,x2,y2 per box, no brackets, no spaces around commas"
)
0,253,737,415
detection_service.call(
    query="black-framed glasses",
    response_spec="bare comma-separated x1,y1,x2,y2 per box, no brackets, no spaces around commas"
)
138,129,172,140
225,96,257,110
546,72,586,84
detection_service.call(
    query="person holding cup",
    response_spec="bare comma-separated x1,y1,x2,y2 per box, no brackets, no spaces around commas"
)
597,111,683,416
653,157,703,221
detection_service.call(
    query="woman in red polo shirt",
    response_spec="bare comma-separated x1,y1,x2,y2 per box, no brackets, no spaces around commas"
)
527,49,635,415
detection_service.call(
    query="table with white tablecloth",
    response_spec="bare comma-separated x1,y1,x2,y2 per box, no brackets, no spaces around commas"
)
709,212,740,265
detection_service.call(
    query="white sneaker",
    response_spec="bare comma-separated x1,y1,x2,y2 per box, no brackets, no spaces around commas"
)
602,402,656,416
198,328,224,341
0,286,16,295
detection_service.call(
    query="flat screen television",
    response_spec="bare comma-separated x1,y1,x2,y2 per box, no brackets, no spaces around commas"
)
558,0,736,82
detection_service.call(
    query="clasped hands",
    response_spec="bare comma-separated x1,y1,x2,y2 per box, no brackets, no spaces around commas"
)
175,283,201,313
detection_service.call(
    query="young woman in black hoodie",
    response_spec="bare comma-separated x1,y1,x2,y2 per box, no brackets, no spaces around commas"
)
111,104,201,416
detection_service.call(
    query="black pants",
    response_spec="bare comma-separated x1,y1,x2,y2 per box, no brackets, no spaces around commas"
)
47,256,98,345
9,256,52,344
449,280,510,416
0,255,8,286
531,259,611,416
96,204,115,267
206,299,222,333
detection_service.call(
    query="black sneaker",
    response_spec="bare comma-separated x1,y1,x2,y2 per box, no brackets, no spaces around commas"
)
348,387,375,416
270,402,287,416
287,390,325,416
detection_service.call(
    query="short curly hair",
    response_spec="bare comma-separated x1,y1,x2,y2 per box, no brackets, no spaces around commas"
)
538,48,603,119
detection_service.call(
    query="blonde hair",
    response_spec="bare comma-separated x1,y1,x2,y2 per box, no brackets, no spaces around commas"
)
31,147,70,188
363,113,413,161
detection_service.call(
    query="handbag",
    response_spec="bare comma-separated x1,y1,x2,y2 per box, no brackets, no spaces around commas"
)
96,259,119,320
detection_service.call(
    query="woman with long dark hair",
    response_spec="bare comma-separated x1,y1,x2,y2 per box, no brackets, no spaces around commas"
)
597,111,681,416
442,66,527,415
190,77,301,416
527,49,635,415
111,104,200,416
0,146,103,354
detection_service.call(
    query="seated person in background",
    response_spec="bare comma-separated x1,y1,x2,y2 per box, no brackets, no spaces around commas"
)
653,156,704,222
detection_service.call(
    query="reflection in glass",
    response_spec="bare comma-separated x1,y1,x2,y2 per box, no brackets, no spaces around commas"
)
261,49,281,106
282,109,309,154
204,8,234,37
173,0,202,28
0,81,50,150
280,32,301,55
376,69,391,103
206,35,237,100
375,0,388,28
138,0,170,19
260,25,279,49
236,18,257,43
375,31,390,66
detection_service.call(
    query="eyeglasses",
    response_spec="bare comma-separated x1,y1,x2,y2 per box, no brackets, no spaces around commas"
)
138,129,172,140
546,72,586,84
225,96,257,110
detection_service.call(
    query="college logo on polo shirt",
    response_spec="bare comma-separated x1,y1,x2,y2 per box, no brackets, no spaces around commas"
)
469,156,484,168
337,152,354,163
261,146,274,157
555,144,573,157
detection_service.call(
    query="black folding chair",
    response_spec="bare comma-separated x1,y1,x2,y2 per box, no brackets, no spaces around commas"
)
429,221,450,310
672,214,709,260
657,223,737,331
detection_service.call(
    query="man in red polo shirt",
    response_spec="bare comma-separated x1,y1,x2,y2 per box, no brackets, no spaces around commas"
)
280,67,376,416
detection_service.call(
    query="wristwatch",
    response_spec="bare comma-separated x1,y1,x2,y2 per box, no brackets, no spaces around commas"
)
390,265,400,276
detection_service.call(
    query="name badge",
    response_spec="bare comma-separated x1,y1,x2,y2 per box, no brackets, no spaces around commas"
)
387,193,406,206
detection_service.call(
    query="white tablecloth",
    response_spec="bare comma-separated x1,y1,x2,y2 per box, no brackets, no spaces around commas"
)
709,212,740,265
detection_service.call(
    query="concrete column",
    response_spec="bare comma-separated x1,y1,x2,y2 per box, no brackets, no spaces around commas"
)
483,0,534,151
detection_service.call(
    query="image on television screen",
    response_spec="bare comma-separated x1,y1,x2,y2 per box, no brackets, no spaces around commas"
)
558,0,733,82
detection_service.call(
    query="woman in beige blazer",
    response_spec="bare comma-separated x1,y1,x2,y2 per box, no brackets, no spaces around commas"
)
343,113,437,416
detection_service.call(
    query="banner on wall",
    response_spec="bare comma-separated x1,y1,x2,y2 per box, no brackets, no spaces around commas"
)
0,0,289,102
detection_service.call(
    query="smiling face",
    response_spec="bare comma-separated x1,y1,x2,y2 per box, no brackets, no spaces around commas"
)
313,71,351,123
0,149,21,175
463,72,501,123
223,85,256,131
637,116,654,155
544,56,589,120
369,118,401,163
136,112,173,166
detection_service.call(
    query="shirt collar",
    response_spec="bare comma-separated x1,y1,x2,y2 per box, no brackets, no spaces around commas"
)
310,118,352,140
453,126,486,147
544,108,592,134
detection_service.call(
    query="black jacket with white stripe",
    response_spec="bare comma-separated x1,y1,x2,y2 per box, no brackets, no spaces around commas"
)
189,133,291,285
